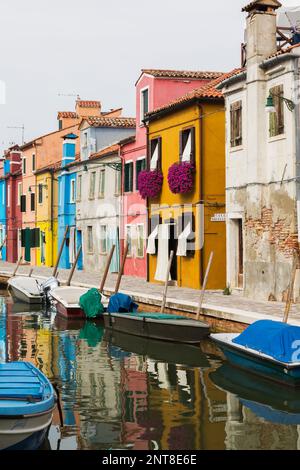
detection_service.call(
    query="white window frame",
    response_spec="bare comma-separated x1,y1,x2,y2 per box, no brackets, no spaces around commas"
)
89,171,96,199
114,168,121,196
77,174,82,202
70,178,76,203
140,86,149,125
87,226,93,254
100,225,107,254
125,224,134,258
17,182,22,206
98,169,105,198
38,184,43,205
137,223,144,258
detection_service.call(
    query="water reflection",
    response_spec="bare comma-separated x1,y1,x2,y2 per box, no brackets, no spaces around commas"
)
1,293,300,450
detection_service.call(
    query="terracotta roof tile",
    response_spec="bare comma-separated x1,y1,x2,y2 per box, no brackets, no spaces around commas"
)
89,144,120,161
57,111,78,119
146,71,238,118
76,100,101,108
242,0,282,13
141,69,223,80
266,42,300,59
83,116,136,128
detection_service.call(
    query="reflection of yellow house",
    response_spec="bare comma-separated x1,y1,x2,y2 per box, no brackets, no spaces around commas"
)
35,164,59,267
145,75,227,290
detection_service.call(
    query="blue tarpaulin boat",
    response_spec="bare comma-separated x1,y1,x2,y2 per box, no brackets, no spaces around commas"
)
0,362,55,450
211,320,300,387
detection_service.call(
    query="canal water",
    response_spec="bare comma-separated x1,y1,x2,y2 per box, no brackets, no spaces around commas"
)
1,293,300,450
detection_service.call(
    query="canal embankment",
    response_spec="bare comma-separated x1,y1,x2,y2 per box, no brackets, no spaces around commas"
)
1,260,300,331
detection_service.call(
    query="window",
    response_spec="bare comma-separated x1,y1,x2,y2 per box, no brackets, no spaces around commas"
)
22,157,26,175
180,128,195,163
149,138,162,170
126,225,133,257
58,120,62,131
17,182,22,206
83,133,88,148
137,224,144,258
100,225,107,254
70,179,76,203
87,226,93,253
31,193,35,212
7,185,10,207
20,195,26,213
230,101,243,147
136,158,146,190
77,175,82,201
124,162,133,193
98,169,105,198
32,154,36,171
89,171,96,199
115,168,121,195
269,85,285,137
38,184,43,204
140,87,149,123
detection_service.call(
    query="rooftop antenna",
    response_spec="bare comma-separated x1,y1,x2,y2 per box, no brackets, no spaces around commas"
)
58,93,81,100
7,125,25,145
285,11,300,33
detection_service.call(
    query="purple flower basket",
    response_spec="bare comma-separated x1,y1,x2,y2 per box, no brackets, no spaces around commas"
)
168,161,195,194
138,169,163,199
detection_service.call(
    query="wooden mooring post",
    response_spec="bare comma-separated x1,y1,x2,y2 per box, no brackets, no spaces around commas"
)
66,246,82,286
12,256,23,277
160,251,174,314
99,245,115,293
196,252,214,321
114,243,129,294
53,225,69,278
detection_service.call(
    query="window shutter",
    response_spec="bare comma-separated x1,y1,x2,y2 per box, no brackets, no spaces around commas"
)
230,106,235,147
20,195,26,213
157,137,162,170
21,229,26,248
31,193,35,211
183,212,195,257
150,214,161,255
35,228,40,248
179,130,183,161
190,127,195,164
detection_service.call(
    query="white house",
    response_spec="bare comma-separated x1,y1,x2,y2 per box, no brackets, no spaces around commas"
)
218,0,300,301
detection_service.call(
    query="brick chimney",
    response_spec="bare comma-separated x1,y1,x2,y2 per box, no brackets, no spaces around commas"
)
75,99,101,118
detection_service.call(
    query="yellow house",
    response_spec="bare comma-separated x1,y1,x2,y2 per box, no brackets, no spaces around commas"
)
144,75,227,290
35,163,59,267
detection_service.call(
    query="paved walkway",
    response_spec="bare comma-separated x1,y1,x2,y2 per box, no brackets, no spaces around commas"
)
1,260,300,328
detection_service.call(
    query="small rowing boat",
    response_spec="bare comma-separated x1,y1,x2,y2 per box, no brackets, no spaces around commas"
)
50,286,109,319
0,362,55,450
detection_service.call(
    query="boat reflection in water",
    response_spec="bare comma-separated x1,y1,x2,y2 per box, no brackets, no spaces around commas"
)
210,363,300,450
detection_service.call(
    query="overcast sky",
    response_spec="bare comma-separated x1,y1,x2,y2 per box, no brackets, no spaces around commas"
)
0,0,300,153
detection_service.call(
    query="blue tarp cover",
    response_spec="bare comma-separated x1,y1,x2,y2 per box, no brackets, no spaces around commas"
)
233,320,300,363
108,293,139,314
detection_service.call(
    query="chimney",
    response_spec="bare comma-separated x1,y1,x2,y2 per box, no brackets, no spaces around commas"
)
75,99,101,118
243,1,282,66
62,133,78,167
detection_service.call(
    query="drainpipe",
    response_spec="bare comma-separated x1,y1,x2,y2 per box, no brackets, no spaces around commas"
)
118,145,125,269
198,102,204,287
145,123,150,283
51,170,54,266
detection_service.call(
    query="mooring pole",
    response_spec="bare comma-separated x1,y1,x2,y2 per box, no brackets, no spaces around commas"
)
114,243,129,294
53,225,69,277
12,256,23,277
160,251,174,314
99,245,115,293
196,251,214,321
66,246,82,286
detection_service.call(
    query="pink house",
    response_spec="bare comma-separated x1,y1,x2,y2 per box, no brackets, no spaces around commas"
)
120,69,223,279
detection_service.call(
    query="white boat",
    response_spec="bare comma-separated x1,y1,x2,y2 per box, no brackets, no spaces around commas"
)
8,276,59,305
50,286,109,319
0,362,55,450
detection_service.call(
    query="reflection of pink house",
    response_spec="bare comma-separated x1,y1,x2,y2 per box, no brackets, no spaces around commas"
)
120,69,223,278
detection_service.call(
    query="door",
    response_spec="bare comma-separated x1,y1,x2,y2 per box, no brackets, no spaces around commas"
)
168,219,178,282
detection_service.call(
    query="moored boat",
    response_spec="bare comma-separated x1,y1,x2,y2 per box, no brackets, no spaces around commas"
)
104,329,210,367
211,320,300,387
8,276,59,305
50,286,109,319
0,362,55,450
103,311,210,344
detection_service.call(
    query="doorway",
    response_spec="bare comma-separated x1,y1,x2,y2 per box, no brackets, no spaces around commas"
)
237,219,244,288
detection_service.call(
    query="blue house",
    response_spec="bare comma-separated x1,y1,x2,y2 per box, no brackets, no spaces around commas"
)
0,158,9,260
57,133,82,270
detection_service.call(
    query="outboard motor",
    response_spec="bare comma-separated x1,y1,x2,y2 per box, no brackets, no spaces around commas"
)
40,277,59,303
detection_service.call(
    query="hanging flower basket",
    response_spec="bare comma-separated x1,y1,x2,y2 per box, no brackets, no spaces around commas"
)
168,161,195,194
138,169,163,199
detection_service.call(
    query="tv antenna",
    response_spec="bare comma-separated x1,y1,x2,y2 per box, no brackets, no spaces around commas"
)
58,93,81,100
7,125,25,145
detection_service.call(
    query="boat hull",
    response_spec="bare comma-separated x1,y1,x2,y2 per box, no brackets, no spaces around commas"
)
103,312,209,344
55,300,86,320
0,410,53,451
8,284,43,305
212,335,300,387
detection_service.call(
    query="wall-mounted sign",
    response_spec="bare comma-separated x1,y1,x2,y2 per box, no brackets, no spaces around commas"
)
211,213,226,222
